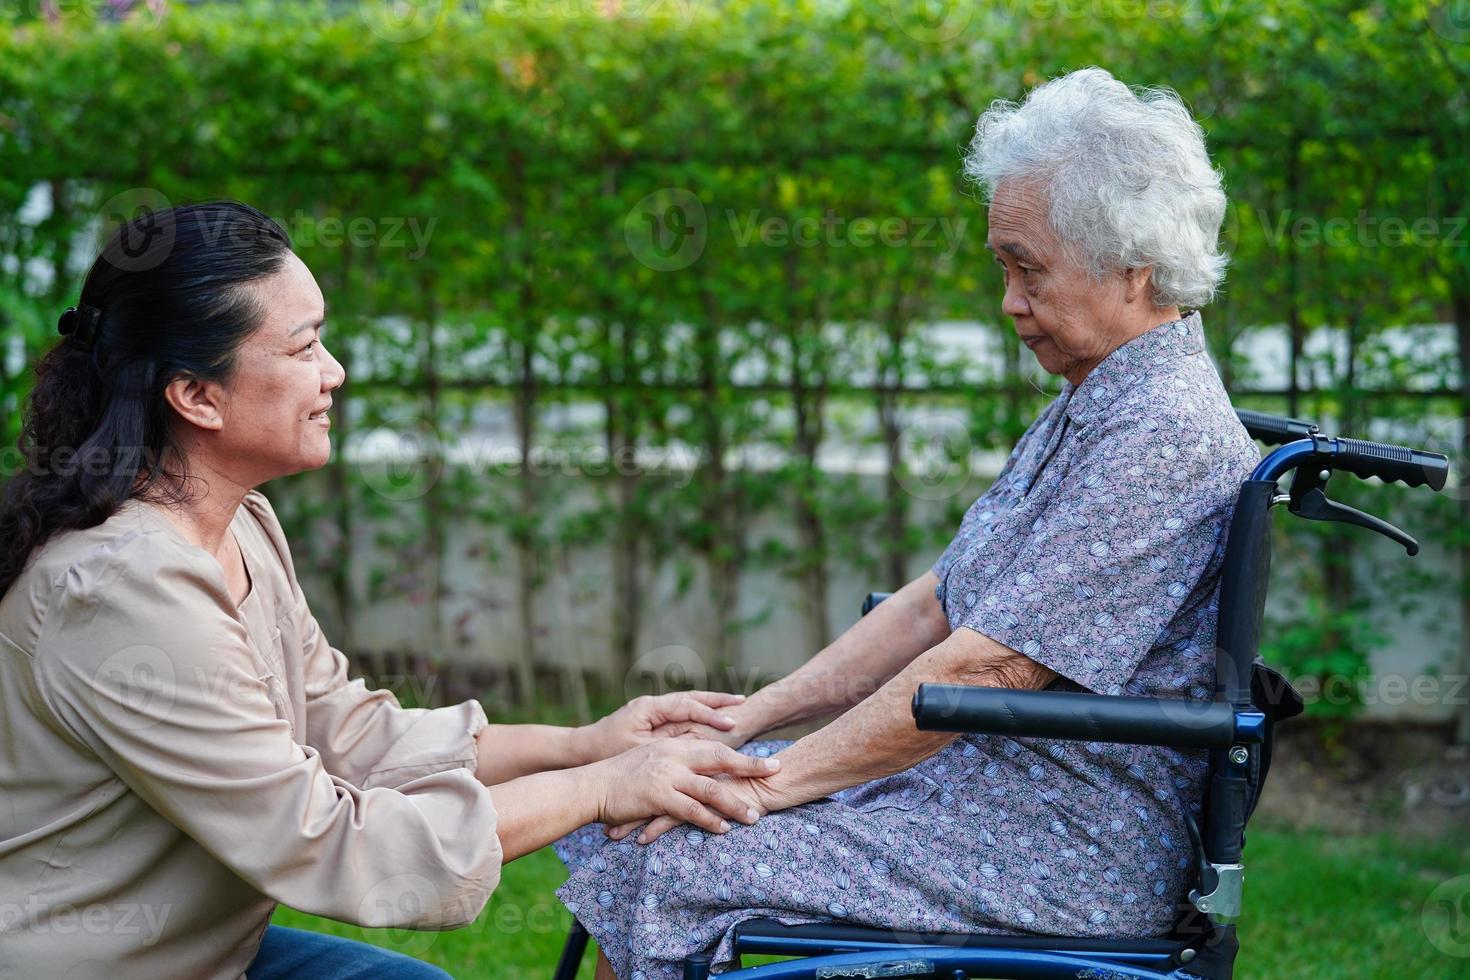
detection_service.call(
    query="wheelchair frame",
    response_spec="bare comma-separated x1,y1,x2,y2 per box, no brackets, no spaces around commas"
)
553,408,1448,980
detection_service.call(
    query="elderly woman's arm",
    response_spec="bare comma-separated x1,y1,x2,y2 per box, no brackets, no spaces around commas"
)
760,627,1055,805
618,626,1054,842
675,571,952,746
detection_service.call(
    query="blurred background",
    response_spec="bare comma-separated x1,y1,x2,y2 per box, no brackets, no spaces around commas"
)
3,2,1469,975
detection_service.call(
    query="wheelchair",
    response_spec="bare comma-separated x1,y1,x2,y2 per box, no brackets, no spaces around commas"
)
553,408,1450,980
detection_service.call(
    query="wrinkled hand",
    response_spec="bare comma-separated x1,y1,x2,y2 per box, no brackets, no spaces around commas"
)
592,740,782,838
606,755,801,845
580,691,746,762
648,697,760,750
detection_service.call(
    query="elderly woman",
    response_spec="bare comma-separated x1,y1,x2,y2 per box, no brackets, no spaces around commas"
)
0,202,780,979
555,67,1260,978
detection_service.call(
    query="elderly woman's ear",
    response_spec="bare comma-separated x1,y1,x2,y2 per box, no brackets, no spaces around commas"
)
1122,265,1156,305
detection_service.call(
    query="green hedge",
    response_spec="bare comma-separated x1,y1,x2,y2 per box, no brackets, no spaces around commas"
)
2,1,1466,716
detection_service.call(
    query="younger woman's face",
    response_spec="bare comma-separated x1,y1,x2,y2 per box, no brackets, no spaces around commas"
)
206,251,346,485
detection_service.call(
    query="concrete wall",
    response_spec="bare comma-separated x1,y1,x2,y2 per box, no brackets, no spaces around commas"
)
280,458,1464,724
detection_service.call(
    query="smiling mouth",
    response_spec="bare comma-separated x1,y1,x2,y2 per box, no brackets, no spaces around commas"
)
1021,336,1045,348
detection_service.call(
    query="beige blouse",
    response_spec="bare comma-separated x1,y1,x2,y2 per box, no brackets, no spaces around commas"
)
0,490,502,978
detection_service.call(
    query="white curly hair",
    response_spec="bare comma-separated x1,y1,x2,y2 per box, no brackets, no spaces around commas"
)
963,66,1228,309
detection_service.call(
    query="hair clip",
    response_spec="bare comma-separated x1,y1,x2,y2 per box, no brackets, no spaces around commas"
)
57,303,102,350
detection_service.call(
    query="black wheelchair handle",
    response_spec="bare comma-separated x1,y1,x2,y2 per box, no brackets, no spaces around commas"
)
1235,407,1317,446
912,684,1241,750
1328,436,1449,491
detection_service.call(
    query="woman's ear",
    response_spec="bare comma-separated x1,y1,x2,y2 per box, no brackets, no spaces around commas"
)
1121,265,1154,305
163,375,226,431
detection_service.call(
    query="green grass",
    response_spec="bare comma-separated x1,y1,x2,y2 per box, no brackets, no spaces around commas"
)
271,820,1470,978
271,847,596,978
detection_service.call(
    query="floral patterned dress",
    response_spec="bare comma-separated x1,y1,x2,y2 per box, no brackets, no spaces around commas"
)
555,312,1260,978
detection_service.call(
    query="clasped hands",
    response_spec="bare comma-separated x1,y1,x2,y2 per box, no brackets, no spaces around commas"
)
578,691,796,845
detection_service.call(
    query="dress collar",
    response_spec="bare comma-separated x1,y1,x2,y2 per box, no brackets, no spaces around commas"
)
1061,311,1205,428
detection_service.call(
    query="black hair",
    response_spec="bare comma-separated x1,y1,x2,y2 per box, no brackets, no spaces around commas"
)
0,200,293,597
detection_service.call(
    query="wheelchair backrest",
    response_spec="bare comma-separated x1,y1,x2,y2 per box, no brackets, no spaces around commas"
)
1204,409,1442,839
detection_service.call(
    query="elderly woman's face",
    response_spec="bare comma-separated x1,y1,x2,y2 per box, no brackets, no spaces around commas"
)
986,183,1142,385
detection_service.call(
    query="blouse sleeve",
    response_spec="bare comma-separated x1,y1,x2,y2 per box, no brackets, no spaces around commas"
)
951,419,1236,696
243,491,491,792
32,533,502,930
295,601,490,792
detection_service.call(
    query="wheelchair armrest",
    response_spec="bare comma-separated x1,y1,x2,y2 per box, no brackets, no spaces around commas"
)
913,684,1262,750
